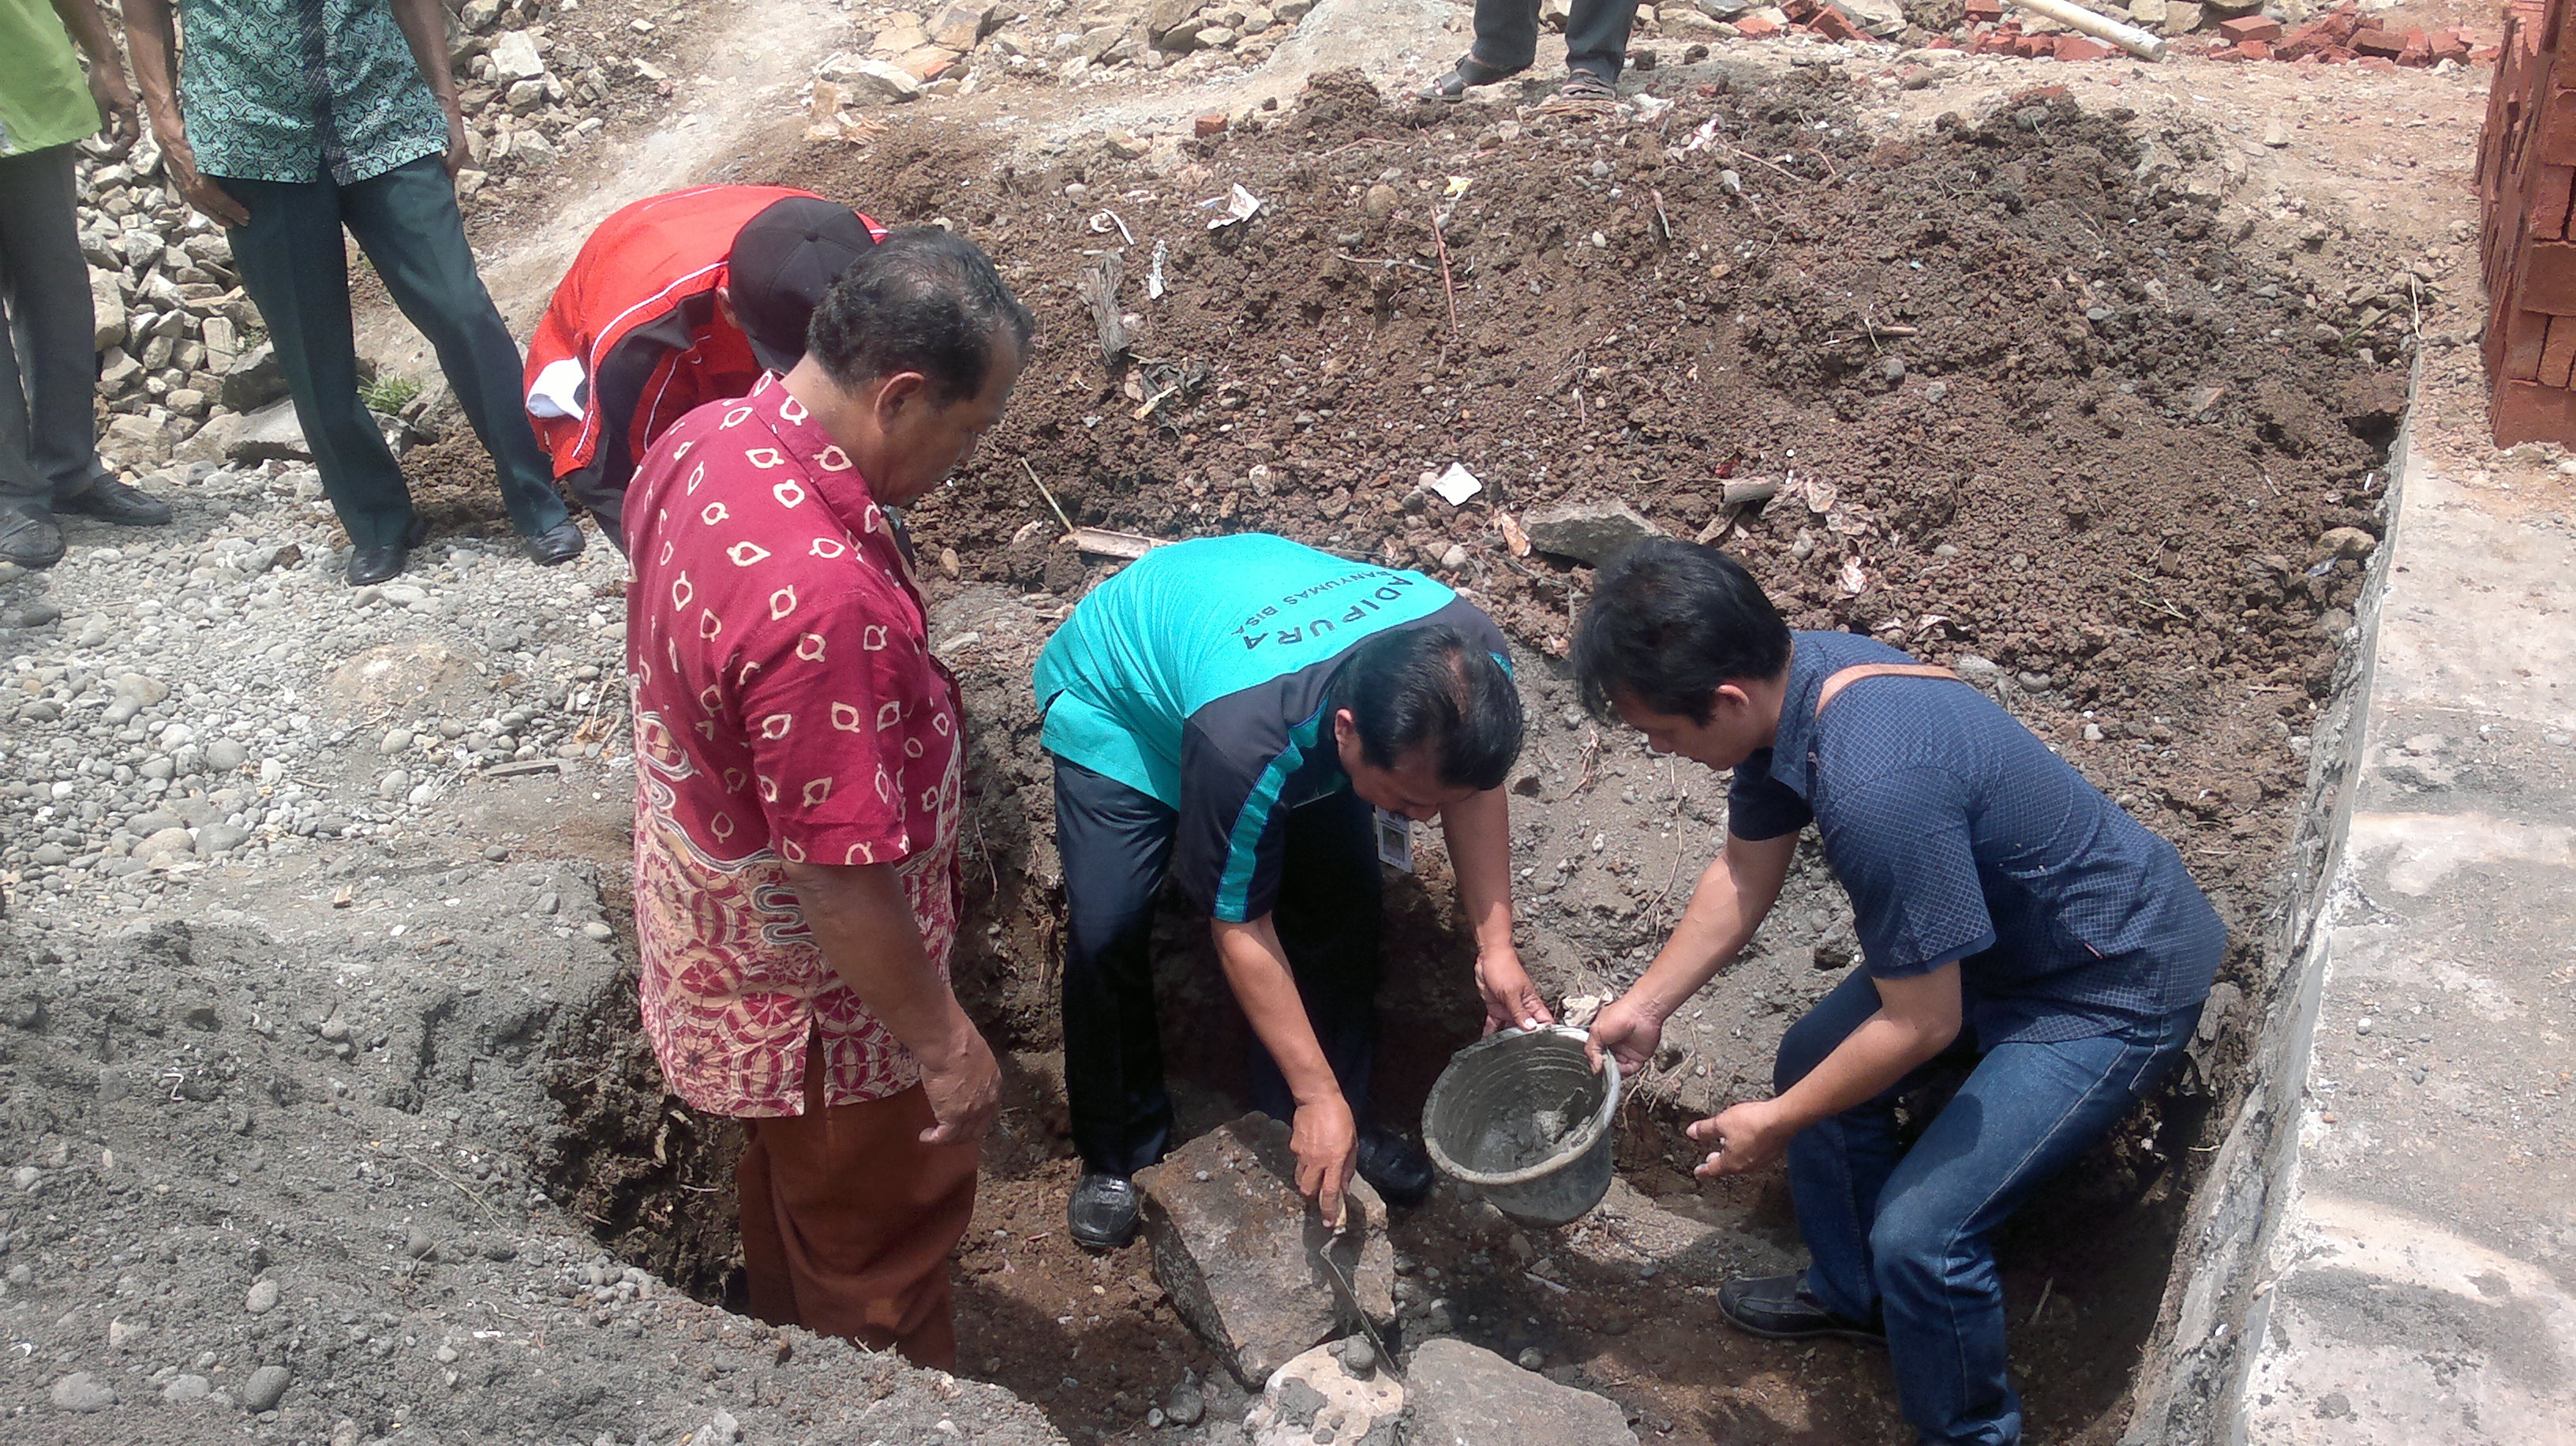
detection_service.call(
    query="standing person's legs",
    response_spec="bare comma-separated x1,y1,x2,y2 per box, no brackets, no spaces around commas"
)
217,174,420,549
736,1040,978,1370
0,146,106,502
1865,1002,2200,1446
1252,788,1384,1125
1053,758,1182,1178
0,153,64,566
339,156,571,541
1466,0,1544,73
1562,0,1642,82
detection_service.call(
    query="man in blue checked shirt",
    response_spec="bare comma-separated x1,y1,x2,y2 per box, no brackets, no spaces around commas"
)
1573,539,2220,1446
1034,533,1549,1249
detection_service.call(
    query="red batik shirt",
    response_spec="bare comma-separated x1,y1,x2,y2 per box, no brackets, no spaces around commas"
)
624,373,964,1118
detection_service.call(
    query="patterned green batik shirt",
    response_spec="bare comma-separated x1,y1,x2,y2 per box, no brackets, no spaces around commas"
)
175,0,449,184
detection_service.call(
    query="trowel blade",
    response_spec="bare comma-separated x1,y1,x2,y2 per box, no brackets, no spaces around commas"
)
1309,1231,1402,1381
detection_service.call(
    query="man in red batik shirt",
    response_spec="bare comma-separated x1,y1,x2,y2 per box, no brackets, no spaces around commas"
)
623,227,1030,1368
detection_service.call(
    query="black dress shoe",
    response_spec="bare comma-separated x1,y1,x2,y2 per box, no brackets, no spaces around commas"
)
1355,1126,1435,1208
1069,1171,1141,1251
347,516,431,586
1717,1273,1887,1346
55,475,173,526
526,519,585,566
0,505,66,569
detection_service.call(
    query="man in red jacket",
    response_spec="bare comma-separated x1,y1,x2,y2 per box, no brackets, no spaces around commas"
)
525,186,883,545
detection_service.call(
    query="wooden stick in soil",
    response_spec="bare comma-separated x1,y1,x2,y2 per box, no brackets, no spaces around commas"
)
1432,210,1460,333
1020,457,1076,536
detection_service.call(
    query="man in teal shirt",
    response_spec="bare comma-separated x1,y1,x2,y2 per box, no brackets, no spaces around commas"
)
0,0,175,569
125,0,586,585
1035,533,1550,1247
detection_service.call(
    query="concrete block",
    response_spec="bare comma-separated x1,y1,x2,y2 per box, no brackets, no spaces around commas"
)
1402,1339,1638,1445
1522,500,1663,566
1134,1114,1395,1390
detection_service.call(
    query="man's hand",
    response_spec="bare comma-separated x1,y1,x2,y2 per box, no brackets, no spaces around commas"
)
1687,1097,1793,1178
1586,995,1664,1077
439,99,470,177
1473,946,1553,1036
913,1018,1002,1148
159,125,248,227
1290,1092,1360,1226
86,62,137,152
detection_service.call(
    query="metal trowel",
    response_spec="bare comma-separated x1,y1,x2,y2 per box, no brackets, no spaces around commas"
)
1309,1200,1402,1380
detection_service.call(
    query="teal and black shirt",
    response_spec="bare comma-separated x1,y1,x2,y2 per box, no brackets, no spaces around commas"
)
1035,534,1509,924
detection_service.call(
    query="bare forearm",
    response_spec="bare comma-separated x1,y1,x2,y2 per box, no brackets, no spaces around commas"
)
1770,1010,1955,1130
50,0,122,73
784,861,975,1069
1212,917,1340,1105
390,0,459,102
122,0,181,125
1440,787,1517,957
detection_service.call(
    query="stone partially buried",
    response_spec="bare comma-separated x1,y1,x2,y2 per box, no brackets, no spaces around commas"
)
1402,1339,1638,1445
1135,1113,1396,1389
1522,500,1661,566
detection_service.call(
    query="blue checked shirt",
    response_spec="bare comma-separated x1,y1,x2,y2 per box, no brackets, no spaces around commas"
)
1729,631,2222,1045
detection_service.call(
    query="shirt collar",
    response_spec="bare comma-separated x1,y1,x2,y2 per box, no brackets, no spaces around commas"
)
1763,634,1833,800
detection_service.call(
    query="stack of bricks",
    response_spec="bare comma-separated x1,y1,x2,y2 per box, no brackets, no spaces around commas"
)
2480,0,2576,444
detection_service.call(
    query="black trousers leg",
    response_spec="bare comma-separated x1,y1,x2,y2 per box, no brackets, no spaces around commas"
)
0,144,103,506
1054,758,1180,1177
1565,0,1642,81
1248,788,1385,1128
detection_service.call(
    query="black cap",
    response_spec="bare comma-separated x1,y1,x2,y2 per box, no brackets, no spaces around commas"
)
726,197,877,375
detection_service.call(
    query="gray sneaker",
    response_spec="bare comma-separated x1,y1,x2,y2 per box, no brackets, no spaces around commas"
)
0,504,66,569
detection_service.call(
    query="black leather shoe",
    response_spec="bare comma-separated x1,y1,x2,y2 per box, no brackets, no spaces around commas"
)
1717,1273,1887,1346
0,505,66,569
1355,1126,1435,1208
1069,1172,1141,1251
526,519,585,566
347,516,430,587
54,475,172,526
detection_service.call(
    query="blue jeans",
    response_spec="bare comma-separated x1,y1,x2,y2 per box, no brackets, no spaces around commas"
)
1779,972,2201,1446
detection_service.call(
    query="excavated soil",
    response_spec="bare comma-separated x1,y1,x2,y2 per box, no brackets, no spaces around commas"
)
501,70,2408,1446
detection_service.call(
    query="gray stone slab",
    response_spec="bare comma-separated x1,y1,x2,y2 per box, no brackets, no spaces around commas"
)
1401,1339,1635,1445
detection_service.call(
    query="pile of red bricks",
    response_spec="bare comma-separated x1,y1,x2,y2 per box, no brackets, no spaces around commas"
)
1922,2,2118,61
2479,0,2576,444
2204,2,2490,65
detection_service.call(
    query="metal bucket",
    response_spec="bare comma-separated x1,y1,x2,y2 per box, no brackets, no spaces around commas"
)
1420,1025,1622,1228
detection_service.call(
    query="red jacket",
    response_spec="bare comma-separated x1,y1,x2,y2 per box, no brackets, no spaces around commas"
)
523,185,885,504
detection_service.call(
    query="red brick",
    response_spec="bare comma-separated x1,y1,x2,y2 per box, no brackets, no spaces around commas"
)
2490,380,2576,447
2540,89,2576,165
2533,164,2576,239
2241,39,2274,58
2539,315,2576,388
2353,28,2404,54
2219,15,2283,42
1810,7,1863,39
2519,241,2576,312
2276,23,2331,59
2357,54,2398,69
1195,112,1228,138
2500,309,2552,380
2016,33,2051,56
2432,29,2471,60
2477,45,2505,60
1924,34,1959,47
1733,14,1780,35
2321,11,2360,42
1964,0,2003,17
2054,34,2114,59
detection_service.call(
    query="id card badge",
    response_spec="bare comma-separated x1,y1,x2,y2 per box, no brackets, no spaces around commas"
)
1374,807,1414,873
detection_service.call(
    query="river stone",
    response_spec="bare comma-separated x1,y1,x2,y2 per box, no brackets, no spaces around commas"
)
137,826,197,861
1402,1339,1638,1444
51,1372,114,1411
1522,500,1662,566
1136,1113,1395,1390
242,1364,292,1411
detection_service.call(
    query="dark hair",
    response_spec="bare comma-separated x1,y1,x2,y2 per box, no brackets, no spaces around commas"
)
1331,624,1524,791
1573,539,1792,725
806,227,1035,403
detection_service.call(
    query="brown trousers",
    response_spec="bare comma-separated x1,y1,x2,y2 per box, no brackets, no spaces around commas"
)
736,1050,978,1370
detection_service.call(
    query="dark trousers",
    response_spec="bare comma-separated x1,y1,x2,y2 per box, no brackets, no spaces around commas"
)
0,144,107,508
215,155,568,547
1054,757,1383,1178
1470,0,1642,81
1779,971,2202,1446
